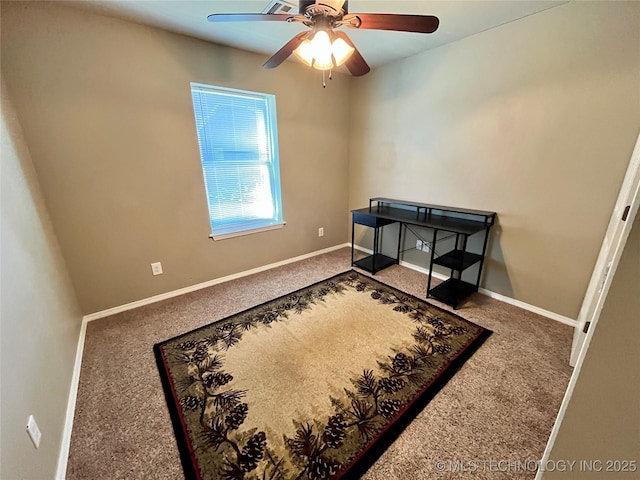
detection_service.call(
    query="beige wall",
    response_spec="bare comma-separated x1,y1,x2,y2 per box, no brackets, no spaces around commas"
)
1,78,83,478
543,211,639,478
348,1,640,318
2,1,639,320
1,1,350,314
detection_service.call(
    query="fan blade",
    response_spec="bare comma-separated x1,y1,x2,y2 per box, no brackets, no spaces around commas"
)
207,13,293,23
263,32,309,69
344,14,439,34
334,31,370,77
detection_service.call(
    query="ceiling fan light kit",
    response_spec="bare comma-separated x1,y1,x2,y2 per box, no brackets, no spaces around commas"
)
207,0,439,86
293,30,354,70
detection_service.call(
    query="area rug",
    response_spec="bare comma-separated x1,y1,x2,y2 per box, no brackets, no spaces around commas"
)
154,270,491,480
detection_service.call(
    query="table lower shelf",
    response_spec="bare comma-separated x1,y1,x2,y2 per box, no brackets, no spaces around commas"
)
428,278,477,307
432,249,483,271
353,253,398,274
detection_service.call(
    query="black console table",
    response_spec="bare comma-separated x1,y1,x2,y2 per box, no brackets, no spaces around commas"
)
351,198,496,309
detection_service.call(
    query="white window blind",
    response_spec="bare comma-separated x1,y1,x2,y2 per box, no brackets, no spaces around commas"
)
190,83,284,239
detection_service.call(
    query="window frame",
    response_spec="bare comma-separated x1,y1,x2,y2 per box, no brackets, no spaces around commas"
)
190,82,285,240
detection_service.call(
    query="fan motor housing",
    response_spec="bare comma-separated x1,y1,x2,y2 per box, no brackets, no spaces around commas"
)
300,0,347,16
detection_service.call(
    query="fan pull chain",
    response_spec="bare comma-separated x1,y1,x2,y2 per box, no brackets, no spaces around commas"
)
321,69,333,88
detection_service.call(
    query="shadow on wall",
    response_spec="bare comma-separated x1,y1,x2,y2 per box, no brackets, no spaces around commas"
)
164,32,241,85
351,214,514,299
482,217,513,297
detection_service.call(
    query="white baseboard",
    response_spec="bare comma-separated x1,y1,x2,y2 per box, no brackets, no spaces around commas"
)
56,317,88,480
477,288,577,327
59,242,575,479
84,243,351,322
58,243,351,479
353,245,577,328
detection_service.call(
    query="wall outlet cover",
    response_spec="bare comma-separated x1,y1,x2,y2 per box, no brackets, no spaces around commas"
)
26,415,41,449
151,262,163,275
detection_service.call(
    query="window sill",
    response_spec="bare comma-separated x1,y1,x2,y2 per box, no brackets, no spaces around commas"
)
209,222,286,241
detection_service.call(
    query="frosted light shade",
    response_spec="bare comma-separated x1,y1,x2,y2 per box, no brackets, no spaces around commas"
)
294,39,314,67
293,30,355,71
331,37,354,67
310,30,333,70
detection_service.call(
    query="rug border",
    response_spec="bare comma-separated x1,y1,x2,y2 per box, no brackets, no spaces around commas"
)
154,343,201,480
338,327,492,479
154,269,492,480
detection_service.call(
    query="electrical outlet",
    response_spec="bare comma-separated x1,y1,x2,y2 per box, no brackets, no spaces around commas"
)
26,415,41,449
151,262,163,275
318,227,324,237
416,240,430,253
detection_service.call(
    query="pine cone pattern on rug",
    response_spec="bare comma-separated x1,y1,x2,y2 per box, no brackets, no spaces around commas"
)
239,431,267,472
203,371,233,389
158,271,487,480
379,377,405,393
225,403,248,431
392,352,412,373
179,395,203,411
378,399,402,419
322,414,347,449
308,456,340,480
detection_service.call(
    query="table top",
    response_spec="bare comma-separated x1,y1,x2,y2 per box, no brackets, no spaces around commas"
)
352,204,493,236
371,197,496,218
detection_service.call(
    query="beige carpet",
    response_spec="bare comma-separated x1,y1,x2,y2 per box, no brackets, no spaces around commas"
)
66,247,573,479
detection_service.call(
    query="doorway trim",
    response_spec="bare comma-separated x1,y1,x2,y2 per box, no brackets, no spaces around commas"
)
536,131,640,478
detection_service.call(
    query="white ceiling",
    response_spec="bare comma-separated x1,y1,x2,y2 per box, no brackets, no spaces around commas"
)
67,0,568,69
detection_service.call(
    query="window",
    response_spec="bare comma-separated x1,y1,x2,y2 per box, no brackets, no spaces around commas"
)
190,83,284,240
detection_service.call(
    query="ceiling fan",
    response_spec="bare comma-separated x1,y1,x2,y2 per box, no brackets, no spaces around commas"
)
207,0,439,83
